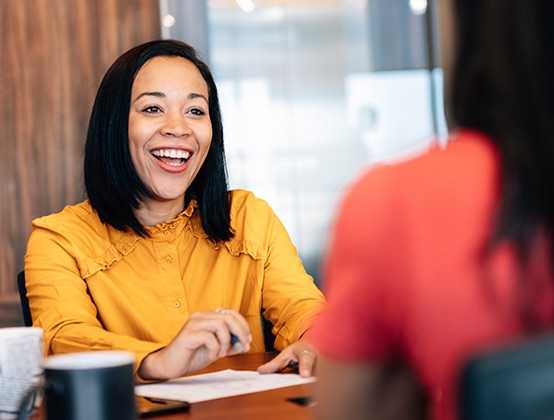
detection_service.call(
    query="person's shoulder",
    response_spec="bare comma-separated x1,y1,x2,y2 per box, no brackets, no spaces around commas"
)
411,129,495,169
32,200,96,227
224,190,277,258
407,128,498,189
443,129,498,164
31,200,109,240
229,189,274,217
340,130,497,213
228,189,280,238
357,129,496,188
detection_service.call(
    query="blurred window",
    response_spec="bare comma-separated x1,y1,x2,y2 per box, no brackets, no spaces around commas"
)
161,0,446,284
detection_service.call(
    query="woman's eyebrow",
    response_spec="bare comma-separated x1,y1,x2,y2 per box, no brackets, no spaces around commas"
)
133,91,165,102
189,92,209,103
133,91,208,103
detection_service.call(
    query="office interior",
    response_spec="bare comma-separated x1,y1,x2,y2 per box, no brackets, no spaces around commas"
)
0,0,446,327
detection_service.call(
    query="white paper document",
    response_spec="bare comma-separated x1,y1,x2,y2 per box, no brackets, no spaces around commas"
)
135,369,315,403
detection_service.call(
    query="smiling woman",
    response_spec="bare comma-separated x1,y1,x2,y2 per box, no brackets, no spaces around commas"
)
24,39,325,382
128,56,213,226
82,41,231,241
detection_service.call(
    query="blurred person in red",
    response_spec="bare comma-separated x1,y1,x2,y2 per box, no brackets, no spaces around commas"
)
308,0,554,419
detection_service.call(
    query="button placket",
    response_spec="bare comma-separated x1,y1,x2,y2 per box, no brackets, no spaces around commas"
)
154,223,188,316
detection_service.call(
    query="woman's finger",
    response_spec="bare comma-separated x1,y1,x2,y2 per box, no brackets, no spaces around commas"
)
297,349,317,377
211,308,252,353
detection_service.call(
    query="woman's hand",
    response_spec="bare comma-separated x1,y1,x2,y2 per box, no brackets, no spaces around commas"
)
257,337,316,377
138,308,252,380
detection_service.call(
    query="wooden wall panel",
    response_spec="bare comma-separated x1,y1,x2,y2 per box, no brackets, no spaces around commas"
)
0,0,161,326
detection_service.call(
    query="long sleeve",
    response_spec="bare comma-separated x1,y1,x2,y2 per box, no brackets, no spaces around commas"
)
25,204,166,374
249,199,326,349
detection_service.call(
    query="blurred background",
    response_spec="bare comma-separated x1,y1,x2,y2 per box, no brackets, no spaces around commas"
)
0,0,446,326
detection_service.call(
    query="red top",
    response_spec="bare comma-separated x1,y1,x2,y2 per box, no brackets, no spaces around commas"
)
309,129,554,420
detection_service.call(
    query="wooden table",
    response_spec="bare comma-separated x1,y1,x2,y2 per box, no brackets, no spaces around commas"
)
34,352,314,420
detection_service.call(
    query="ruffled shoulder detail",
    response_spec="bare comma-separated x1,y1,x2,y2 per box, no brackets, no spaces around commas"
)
77,232,142,279
31,200,145,279
222,238,267,261
219,190,273,261
185,223,267,261
179,207,266,260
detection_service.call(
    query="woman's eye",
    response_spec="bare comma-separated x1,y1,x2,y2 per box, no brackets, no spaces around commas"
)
142,105,161,114
190,108,205,116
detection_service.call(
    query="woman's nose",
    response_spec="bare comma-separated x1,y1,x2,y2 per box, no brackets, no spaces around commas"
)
161,112,191,137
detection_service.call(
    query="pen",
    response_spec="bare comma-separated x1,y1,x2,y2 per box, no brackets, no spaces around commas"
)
287,360,299,370
231,333,244,353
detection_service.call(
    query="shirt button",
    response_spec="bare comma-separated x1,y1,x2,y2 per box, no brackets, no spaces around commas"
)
165,256,172,263
173,301,181,308
164,230,171,236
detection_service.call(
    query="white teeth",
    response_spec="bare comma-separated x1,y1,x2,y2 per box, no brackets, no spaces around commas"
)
151,149,191,159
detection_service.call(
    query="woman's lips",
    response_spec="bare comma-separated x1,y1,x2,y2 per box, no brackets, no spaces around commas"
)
150,148,192,171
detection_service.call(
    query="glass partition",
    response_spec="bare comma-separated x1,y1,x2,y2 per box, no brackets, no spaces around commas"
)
161,0,446,285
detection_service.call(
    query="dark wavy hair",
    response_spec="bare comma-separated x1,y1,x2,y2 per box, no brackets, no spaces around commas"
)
450,0,554,256
449,1,554,324
84,39,233,242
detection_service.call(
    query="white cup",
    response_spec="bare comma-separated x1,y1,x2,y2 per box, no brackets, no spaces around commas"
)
0,327,44,420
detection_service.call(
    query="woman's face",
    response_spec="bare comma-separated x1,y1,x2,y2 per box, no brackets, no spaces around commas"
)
128,56,212,209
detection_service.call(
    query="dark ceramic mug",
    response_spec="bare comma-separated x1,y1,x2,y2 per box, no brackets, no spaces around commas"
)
19,351,137,420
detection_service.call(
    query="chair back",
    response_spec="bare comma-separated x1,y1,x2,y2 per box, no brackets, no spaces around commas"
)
17,271,33,327
461,334,554,420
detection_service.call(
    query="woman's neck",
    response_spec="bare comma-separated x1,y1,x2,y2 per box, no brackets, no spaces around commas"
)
135,199,185,227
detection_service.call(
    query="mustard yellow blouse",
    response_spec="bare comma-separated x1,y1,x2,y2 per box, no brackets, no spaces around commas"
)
24,190,325,371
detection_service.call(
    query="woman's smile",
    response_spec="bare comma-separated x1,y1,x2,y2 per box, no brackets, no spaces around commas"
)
151,148,192,166
150,147,193,172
